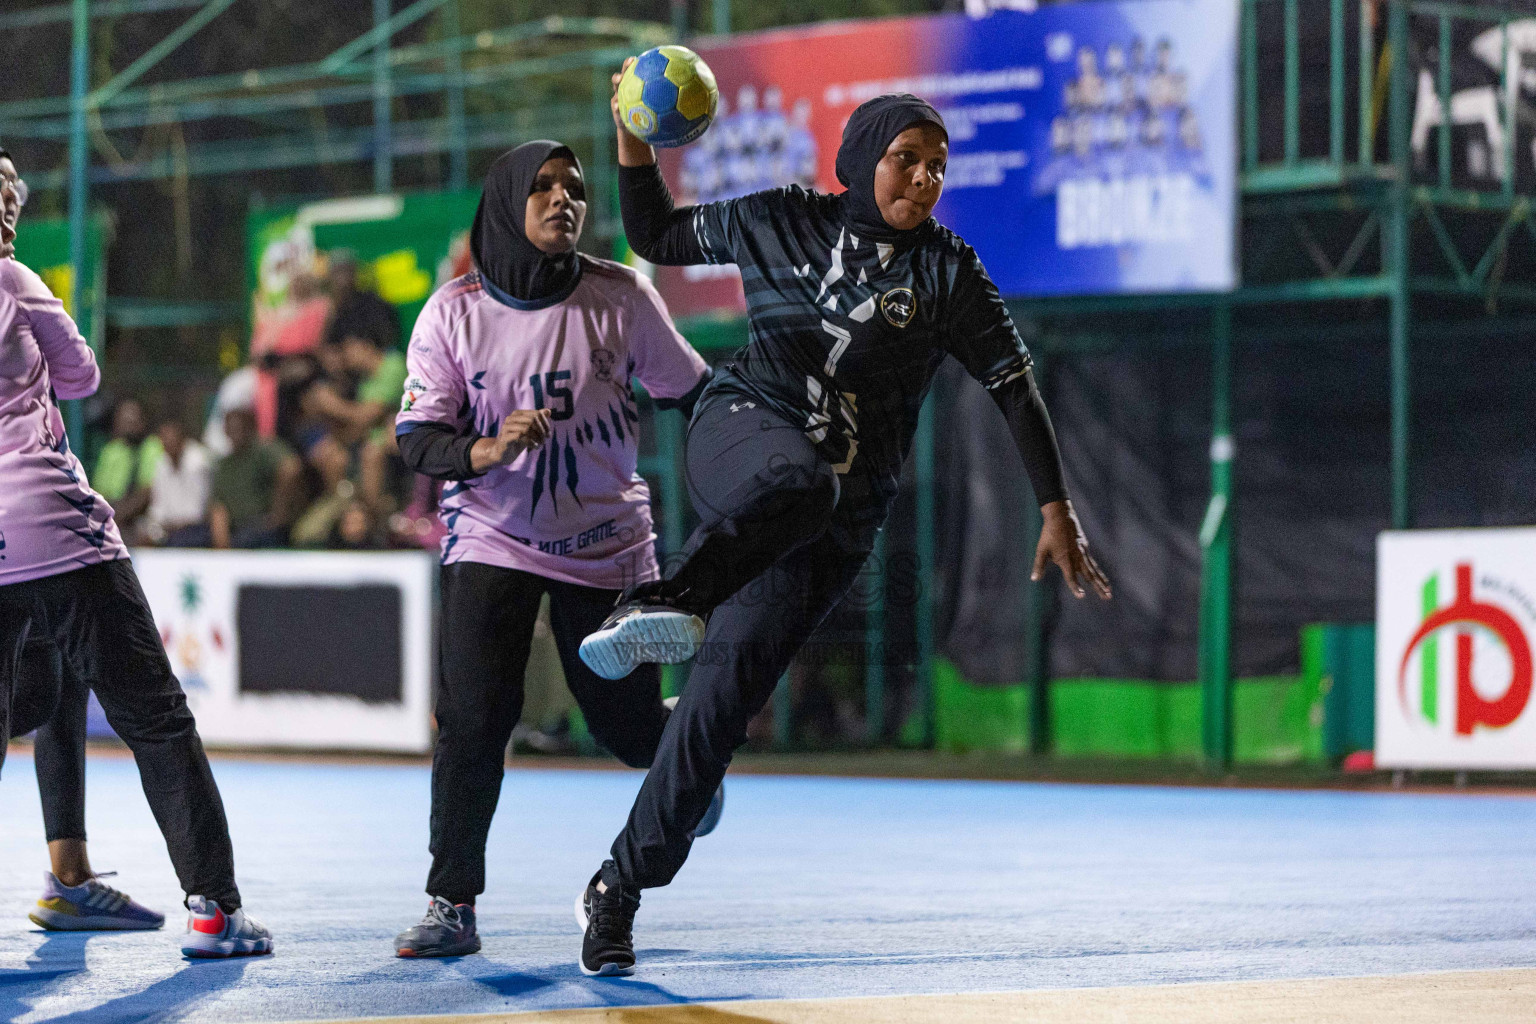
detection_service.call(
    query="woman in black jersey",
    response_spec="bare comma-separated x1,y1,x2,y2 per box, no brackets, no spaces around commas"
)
573,75,1111,977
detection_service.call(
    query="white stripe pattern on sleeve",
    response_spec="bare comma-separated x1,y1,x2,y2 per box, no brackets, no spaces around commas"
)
693,207,718,265
980,353,1034,391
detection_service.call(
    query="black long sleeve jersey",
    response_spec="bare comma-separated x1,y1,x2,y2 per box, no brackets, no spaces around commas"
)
621,165,1068,532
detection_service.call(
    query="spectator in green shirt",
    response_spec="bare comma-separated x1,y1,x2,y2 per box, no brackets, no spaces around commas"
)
305,326,408,514
305,332,405,445
209,407,304,548
354,338,407,446
92,398,161,529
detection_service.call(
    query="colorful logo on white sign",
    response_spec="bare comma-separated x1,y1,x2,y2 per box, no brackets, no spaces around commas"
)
1397,562,1534,737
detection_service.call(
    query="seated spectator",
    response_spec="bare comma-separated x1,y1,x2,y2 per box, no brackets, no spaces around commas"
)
274,349,335,452
388,473,448,551
330,498,383,550
305,329,409,514
289,434,356,548
93,399,160,528
304,331,405,447
325,251,399,353
209,407,303,548
202,365,258,458
252,273,332,437
139,419,212,546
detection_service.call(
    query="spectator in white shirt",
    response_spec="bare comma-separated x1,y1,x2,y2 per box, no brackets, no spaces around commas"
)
201,365,258,457
141,420,212,545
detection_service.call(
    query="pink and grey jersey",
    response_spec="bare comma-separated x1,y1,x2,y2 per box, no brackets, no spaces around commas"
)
0,258,127,586
396,257,707,590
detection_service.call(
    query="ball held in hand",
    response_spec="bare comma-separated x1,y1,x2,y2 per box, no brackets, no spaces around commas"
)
617,46,718,149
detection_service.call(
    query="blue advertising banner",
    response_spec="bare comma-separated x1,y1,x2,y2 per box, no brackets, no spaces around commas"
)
939,0,1239,295
660,1,1238,312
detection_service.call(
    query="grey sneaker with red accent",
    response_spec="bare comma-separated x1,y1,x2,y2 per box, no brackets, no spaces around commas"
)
394,896,480,958
180,896,273,959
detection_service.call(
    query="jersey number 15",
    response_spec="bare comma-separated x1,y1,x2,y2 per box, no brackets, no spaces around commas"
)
529,371,573,420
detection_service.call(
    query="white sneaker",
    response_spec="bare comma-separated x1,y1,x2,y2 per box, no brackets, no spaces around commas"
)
579,600,705,680
180,896,273,959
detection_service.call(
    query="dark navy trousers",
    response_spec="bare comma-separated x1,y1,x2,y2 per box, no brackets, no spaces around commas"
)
611,389,876,889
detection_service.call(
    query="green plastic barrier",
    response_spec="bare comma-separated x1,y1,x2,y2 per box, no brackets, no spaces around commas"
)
933,657,1326,764
1300,622,1376,761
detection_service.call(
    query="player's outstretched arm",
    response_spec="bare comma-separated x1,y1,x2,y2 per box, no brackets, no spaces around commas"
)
944,250,1111,601
611,58,711,267
989,365,1110,601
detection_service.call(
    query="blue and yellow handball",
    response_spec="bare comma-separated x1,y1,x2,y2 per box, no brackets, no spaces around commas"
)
617,46,719,149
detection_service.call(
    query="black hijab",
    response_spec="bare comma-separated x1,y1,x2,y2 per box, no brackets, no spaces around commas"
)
471,140,583,309
834,93,947,243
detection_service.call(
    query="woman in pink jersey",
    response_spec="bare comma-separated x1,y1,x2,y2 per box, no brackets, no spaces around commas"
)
391,141,719,958
0,150,168,936
0,149,270,958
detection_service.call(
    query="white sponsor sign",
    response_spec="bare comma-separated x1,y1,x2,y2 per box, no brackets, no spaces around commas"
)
1376,528,1536,769
133,550,435,753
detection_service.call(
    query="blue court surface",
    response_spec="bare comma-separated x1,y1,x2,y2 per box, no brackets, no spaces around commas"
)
2,751,1534,1023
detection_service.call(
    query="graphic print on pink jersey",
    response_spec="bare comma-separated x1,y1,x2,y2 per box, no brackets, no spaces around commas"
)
455,355,642,525
44,414,112,553
526,382,640,521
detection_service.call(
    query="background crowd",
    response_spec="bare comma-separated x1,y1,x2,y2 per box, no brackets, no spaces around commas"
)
92,250,444,555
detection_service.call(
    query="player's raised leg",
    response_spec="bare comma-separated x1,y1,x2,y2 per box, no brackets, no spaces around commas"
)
579,393,839,681
548,579,727,840
578,533,868,975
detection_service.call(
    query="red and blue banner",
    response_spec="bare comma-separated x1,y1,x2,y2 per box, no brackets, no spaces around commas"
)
656,0,1238,316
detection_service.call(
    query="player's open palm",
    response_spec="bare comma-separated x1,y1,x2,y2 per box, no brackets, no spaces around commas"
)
492,409,552,465
1033,499,1112,600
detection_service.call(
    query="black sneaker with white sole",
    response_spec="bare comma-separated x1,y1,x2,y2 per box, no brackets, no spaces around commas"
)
575,862,640,976
394,896,480,958
579,598,705,681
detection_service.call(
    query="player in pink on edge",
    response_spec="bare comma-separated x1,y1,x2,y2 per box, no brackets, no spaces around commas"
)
391,140,720,959
0,147,271,959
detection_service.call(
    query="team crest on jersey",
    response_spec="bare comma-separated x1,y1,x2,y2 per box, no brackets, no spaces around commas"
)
401,376,427,413
591,348,616,383
880,288,916,328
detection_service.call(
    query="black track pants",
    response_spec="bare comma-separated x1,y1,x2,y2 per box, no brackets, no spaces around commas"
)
611,394,875,889
27,637,90,841
0,560,240,909
426,562,669,904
